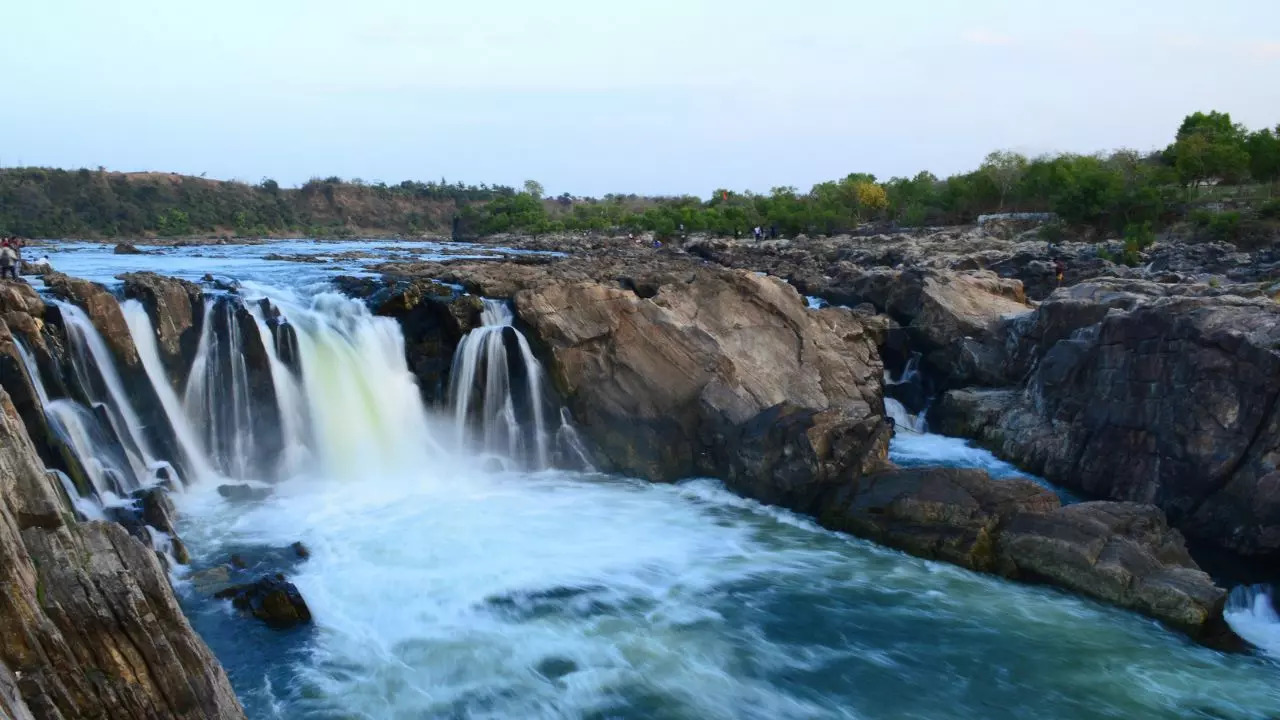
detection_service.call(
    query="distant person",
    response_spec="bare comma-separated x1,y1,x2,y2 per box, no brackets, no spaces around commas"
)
0,239,18,280
769,225,778,239
653,239,662,249
27,255,52,273
753,226,762,240
1054,258,1066,287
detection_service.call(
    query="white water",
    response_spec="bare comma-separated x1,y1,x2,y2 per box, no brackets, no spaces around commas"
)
1227,585,1280,660
53,301,165,490
884,398,927,434
122,299,216,482
448,299,557,469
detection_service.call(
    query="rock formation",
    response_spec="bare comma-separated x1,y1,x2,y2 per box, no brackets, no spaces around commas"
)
514,266,891,513
818,466,1233,645
0,387,245,719
935,281,1280,558
119,271,205,389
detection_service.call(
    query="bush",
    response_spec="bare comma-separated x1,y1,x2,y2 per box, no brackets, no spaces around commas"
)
1258,199,1280,220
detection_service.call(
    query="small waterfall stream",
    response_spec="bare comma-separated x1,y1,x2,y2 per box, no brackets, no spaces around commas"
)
448,298,589,470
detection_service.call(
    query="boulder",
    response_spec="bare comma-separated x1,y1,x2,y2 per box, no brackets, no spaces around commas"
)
217,483,272,503
215,574,313,629
999,502,1236,647
113,242,144,255
817,465,1236,645
515,267,889,513
0,388,245,719
119,271,205,388
820,467,1059,571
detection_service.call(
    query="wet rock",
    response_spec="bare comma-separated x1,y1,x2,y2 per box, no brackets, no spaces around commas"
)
188,566,233,595
820,467,1059,572
215,574,313,628
113,242,144,255
999,502,1237,648
229,553,247,569
515,267,889,513
134,486,191,564
0,388,245,718
818,465,1237,645
535,657,579,681
119,271,205,388
291,541,310,559
217,484,272,503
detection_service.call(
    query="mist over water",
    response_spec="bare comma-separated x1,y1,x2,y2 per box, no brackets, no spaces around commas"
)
29,242,1280,718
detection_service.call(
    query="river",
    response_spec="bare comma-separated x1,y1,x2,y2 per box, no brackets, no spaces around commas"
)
23,239,1280,719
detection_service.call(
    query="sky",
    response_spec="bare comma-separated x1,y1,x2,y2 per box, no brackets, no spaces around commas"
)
1,0,1278,197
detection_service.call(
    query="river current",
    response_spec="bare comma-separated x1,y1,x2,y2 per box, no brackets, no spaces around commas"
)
25,239,1280,719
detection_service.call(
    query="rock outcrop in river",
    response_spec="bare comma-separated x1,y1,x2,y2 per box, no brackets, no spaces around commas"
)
515,266,890,512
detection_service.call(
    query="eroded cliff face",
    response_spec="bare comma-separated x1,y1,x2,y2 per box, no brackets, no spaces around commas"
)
0,385,244,719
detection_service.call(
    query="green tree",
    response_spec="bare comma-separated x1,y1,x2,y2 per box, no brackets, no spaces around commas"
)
523,179,545,199
1246,125,1280,189
980,150,1028,210
1168,110,1250,188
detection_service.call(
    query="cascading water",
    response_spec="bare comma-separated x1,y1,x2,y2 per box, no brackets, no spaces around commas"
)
448,299,588,470
1226,585,1280,659
184,297,265,479
54,300,175,490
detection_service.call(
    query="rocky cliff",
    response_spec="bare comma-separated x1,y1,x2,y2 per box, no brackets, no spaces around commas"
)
0,383,245,719
935,280,1280,559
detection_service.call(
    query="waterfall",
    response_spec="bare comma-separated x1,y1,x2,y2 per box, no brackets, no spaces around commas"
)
448,300,559,469
122,299,216,482
54,300,172,490
1225,585,1280,660
183,298,261,479
245,301,311,477
885,398,927,434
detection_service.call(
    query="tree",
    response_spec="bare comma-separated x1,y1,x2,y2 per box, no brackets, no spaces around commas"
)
1246,126,1280,188
981,150,1028,210
523,179,545,199
1167,111,1249,188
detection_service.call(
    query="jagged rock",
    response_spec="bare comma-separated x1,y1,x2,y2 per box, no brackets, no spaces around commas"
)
215,574,313,628
43,272,139,369
0,388,245,719
515,267,889,513
135,486,191,564
119,271,205,388
217,483,272,503
291,541,310,559
936,288,1280,557
113,242,144,255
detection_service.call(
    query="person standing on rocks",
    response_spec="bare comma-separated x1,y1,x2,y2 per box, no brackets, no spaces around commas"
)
1054,258,1066,287
0,238,19,280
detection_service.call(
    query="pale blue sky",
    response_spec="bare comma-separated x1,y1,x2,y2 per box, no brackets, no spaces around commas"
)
2,0,1277,197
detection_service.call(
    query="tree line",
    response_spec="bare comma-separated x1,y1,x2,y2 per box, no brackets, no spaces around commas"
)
1,111,1277,241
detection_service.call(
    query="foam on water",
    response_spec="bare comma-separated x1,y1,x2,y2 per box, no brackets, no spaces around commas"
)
177,466,1280,719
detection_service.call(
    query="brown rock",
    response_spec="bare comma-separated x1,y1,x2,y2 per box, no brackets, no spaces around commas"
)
0,387,245,719
119,271,204,388
515,268,889,511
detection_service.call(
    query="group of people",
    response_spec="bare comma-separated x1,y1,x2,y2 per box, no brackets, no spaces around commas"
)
0,237,24,280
